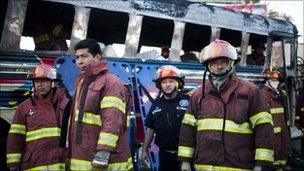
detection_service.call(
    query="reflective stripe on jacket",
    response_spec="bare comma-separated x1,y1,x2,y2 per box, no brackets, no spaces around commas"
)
69,60,133,171
178,72,274,170
7,88,70,170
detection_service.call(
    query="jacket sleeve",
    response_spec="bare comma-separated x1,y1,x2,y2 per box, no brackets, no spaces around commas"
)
6,105,27,167
178,93,198,162
279,109,291,165
96,79,130,152
249,87,275,167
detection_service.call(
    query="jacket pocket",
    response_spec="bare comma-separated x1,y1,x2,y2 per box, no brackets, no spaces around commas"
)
237,147,254,163
232,99,249,123
22,151,31,162
198,139,224,164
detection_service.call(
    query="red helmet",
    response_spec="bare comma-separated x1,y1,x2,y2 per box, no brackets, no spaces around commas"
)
30,63,57,80
200,39,238,64
155,65,184,89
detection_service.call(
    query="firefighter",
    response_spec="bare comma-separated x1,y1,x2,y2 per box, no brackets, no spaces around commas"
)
178,39,274,171
6,63,71,170
69,39,133,170
261,70,291,171
141,65,190,171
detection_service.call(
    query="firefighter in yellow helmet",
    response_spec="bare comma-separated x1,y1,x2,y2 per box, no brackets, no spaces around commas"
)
6,63,71,170
178,39,275,171
142,65,190,171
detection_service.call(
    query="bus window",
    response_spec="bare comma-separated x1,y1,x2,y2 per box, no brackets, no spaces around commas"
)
271,41,284,68
247,33,267,66
87,8,129,58
182,23,211,62
138,16,174,60
23,0,74,51
220,28,242,47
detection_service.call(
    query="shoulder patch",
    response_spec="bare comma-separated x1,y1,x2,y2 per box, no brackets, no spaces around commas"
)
179,99,189,107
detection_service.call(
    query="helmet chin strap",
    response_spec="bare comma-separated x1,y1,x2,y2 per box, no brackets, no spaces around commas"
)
208,64,234,91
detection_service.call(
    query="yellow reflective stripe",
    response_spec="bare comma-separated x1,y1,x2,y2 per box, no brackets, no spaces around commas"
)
75,110,102,126
108,157,133,171
194,164,250,171
127,115,130,127
24,163,65,171
197,118,252,134
34,34,49,44
274,127,282,133
98,132,119,148
178,146,194,158
70,159,92,170
52,24,63,37
250,111,273,129
255,148,274,162
7,153,21,164
182,113,197,127
9,124,26,135
270,107,284,114
301,107,304,112
295,116,300,120
26,127,60,142
287,120,290,126
273,159,287,165
100,96,126,113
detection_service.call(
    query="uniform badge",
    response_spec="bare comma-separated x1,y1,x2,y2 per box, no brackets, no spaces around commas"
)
152,107,161,115
28,109,34,116
179,99,189,107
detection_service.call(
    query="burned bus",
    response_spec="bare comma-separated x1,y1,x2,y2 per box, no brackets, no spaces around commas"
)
0,0,303,170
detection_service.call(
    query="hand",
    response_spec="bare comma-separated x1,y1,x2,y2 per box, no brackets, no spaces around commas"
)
181,161,191,171
141,149,148,162
9,165,20,171
92,150,110,169
141,149,150,167
253,166,262,171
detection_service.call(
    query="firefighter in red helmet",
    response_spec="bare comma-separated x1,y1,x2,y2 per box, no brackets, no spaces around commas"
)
260,69,292,171
6,63,71,171
178,39,275,171
142,65,190,171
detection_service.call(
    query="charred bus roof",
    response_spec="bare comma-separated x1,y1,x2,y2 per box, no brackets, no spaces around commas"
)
49,0,297,36
0,0,299,53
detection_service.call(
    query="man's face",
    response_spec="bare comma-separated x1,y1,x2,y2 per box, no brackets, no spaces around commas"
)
161,49,170,59
255,46,265,55
34,78,52,96
208,57,230,75
160,78,177,94
75,48,100,73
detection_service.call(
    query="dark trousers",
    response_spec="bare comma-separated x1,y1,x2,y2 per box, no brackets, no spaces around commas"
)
159,150,180,171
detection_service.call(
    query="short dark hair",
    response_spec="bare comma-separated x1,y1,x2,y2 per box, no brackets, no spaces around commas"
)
74,39,102,57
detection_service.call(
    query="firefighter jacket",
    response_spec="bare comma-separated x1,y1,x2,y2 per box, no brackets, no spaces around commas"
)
145,91,190,151
296,89,304,131
178,72,275,170
7,87,70,170
69,60,133,171
261,85,291,167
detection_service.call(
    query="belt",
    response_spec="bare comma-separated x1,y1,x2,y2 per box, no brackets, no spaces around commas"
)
162,149,178,154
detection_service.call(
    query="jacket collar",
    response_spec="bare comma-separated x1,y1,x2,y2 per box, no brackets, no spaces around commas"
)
86,59,108,76
206,71,238,104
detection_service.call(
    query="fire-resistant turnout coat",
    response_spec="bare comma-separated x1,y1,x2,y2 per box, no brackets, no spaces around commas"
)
178,72,275,170
261,85,291,167
69,60,133,171
6,87,70,170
